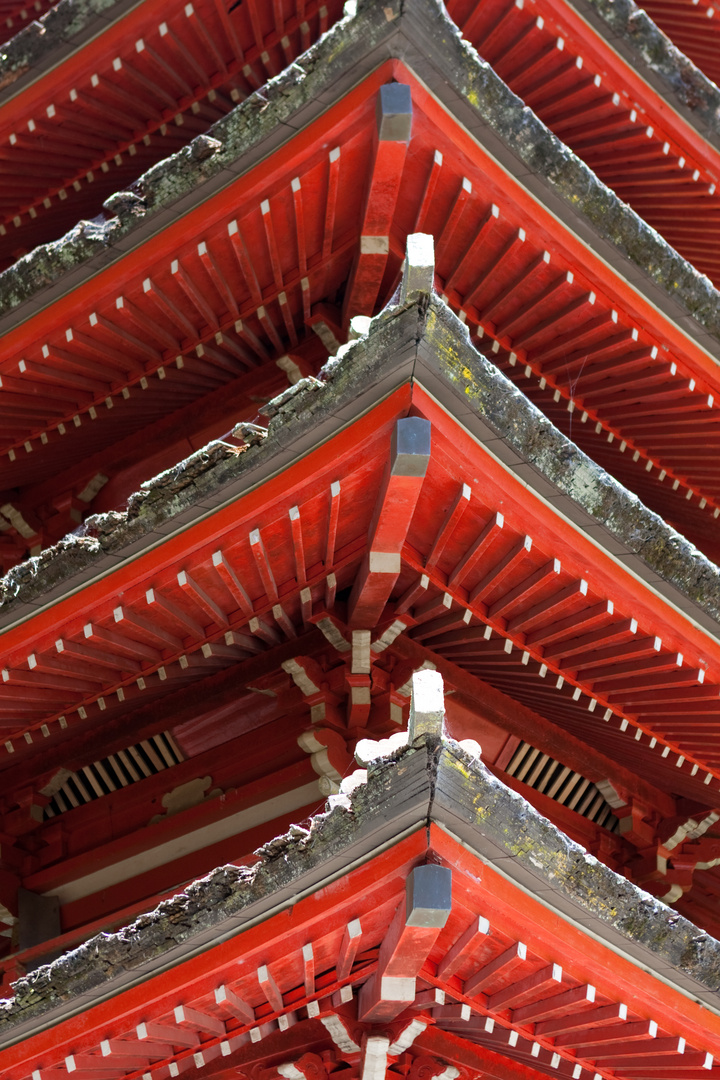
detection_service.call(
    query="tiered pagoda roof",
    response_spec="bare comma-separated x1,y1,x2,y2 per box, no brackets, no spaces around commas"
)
3,702,720,1080
2,0,720,1077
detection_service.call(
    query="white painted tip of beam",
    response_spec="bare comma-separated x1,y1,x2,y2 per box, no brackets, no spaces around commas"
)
361,235,389,254
329,146,340,162
362,1035,391,1080
388,1018,427,1055
261,199,270,215
649,737,656,748
572,1067,582,1079
587,698,596,712
619,719,628,731
59,716,68,728
504,639,513,654
5,741,15,754
369,551,401,573
508,1031,519,1047
604,709,613,721
556,36,564,49
635,727,642,741
322,1012,359,1052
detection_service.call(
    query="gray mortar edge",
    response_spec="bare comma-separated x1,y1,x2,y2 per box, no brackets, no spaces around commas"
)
0,1,391,328
1,740,719,1045
566,0,720,153
4,0,720,380
2,292,720,660
0,0,145,101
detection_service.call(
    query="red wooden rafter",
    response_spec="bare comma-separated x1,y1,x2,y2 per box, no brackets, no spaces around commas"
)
0,0,342,266
5,70,720,573
7,835,719,1080
445,0,720,286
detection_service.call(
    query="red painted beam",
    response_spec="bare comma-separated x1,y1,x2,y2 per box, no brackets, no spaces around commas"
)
342,84,413,324
358,864,451,1021
348,417,431,629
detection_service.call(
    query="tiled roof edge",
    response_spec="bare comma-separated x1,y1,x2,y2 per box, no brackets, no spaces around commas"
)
0,738,717,1040
2,0,720,360
0,2,378,322
3,292,720,648
0,0,128,95
579,0,720,140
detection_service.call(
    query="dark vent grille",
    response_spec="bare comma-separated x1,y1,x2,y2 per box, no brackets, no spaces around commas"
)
44,731,183,818
505,741,618,832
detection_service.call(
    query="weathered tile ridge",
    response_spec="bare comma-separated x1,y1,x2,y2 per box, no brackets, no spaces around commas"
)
0,737,717,1037
0,2,378,320
2,293,720,637
580,0,720,139
3,0,720,363
422,297,720,624
0,0,123,93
